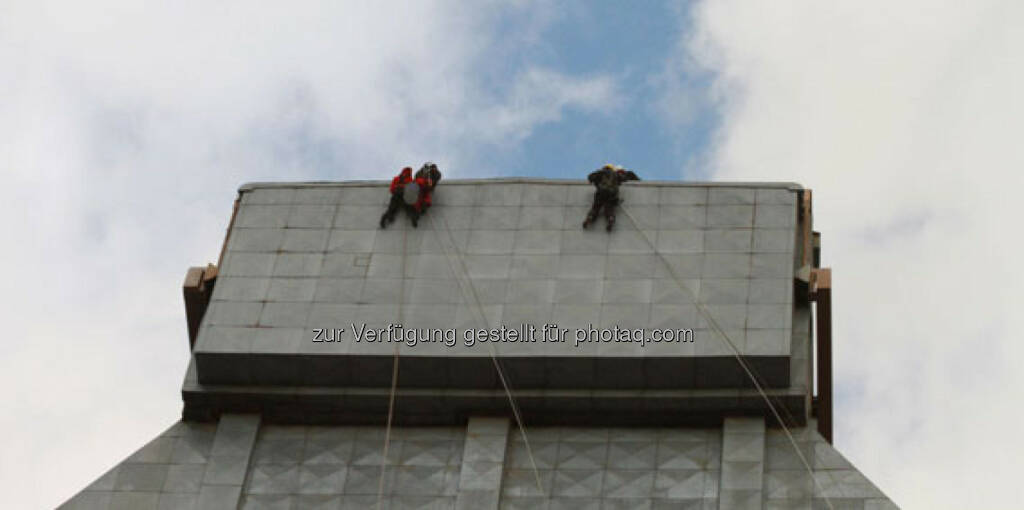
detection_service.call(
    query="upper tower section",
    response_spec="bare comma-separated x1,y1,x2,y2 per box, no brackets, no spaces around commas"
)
185,178,815,426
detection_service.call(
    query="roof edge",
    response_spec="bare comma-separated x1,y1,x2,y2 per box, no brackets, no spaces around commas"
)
238,178,804,193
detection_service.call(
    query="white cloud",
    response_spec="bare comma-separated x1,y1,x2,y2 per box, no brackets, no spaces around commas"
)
678,1,1024,507
647,5,709,133
471,67,622,145
0,2,621,507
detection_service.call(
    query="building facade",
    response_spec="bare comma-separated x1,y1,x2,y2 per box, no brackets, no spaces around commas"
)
61,179,898,509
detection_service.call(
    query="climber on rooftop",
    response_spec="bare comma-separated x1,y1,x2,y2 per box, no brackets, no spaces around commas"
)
380,167,420,229
582,163,640,231
413,162,442,215
379,163,443,229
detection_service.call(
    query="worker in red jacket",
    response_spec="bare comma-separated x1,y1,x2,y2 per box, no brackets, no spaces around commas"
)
414,162,442,214
380,167,420,228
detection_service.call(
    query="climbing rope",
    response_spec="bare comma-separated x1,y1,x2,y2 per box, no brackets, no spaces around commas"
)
427,213,547,497
376,226,409,510
618,204,834,510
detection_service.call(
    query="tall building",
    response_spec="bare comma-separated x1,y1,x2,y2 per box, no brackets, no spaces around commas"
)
61,178,898,509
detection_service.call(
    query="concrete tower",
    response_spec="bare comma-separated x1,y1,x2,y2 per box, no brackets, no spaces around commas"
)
61,178,897,509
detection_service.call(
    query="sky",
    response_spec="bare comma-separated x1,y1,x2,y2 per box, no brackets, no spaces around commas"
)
2,1,1022,508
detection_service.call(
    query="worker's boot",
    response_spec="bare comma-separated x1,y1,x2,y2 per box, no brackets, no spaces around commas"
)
606,215,615,232
582,214,596,229
379,214,389,229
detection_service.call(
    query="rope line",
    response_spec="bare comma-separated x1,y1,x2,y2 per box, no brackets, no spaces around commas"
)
371,199,822,504
427,213,547,497
618,205,834,510
376,226,409,510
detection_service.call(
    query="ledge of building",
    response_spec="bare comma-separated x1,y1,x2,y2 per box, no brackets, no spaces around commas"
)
182,358,807,427
238,178,804,191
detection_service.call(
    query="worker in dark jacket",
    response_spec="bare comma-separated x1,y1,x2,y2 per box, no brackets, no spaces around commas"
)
582,164,640,231
380,167,420,228
413,162,442,214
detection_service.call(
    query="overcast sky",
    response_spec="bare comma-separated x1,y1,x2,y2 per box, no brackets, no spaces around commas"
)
2,1,1022,508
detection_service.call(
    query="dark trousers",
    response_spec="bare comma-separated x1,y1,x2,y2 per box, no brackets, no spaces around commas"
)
586,190,619,224
382,192,419,225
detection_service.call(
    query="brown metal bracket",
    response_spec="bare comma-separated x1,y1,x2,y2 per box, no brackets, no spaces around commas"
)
810,267,833,444
183,263,218,350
